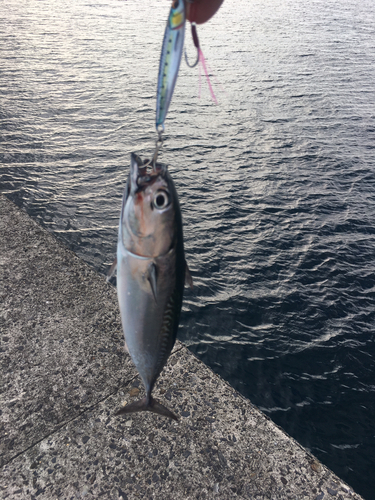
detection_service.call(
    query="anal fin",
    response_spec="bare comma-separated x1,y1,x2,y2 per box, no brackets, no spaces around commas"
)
123,341,129,354
106,257,117,282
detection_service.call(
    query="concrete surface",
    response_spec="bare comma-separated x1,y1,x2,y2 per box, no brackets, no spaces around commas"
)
0,193,364,500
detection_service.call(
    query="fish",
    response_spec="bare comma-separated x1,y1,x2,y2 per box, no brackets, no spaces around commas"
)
115,153,192,421
156,0,186,131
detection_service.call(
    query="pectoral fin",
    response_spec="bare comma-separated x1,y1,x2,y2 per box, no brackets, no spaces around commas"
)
185,261,193,290
146,262,158,302
106,257,117,282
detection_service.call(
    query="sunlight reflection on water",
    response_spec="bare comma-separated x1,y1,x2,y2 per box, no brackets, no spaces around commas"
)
1,1,375,498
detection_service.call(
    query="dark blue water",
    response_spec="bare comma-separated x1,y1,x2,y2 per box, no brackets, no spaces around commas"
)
1,0,375,498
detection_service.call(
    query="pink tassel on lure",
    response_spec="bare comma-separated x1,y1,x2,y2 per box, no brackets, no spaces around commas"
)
198,47,218,104
186,23,218,104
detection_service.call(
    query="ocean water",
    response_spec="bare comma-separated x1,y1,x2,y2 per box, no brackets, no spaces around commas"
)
1,0,375,498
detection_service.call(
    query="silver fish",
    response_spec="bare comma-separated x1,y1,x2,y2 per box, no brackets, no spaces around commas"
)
114,153,192,421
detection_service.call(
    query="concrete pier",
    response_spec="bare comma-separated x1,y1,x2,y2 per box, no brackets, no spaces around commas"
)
0,193,363,500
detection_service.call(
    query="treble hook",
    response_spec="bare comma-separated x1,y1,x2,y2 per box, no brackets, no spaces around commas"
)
142,126,164,171
184,22,200,68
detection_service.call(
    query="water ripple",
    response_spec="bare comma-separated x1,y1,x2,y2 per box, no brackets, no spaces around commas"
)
1,1,375,498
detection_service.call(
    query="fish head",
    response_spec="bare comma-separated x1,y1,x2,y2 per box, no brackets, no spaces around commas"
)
121,153,178,258
169,0,185,29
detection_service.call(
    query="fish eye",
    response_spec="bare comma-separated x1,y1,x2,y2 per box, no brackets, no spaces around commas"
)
153,190,170,210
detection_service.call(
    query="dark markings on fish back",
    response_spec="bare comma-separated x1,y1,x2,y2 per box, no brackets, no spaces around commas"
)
148,231,185,395
153,287,181,382
149,175,185,391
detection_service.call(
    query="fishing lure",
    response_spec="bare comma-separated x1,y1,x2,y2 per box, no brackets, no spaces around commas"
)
155,0,186,133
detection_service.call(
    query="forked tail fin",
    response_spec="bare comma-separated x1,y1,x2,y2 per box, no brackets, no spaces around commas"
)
116,396,178,421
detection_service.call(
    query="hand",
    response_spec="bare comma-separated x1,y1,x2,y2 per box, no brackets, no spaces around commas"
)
185,0,224,25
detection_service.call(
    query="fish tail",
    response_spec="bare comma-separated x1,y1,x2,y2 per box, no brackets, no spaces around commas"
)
116,396,178,421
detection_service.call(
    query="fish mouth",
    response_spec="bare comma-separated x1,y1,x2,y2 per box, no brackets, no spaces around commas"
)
130,153,166,194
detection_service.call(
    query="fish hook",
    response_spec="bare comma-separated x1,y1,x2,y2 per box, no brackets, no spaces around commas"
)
142,126,163,171
184,22,200,68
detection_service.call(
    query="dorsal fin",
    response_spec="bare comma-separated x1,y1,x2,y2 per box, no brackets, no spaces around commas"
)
185,261,193,290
